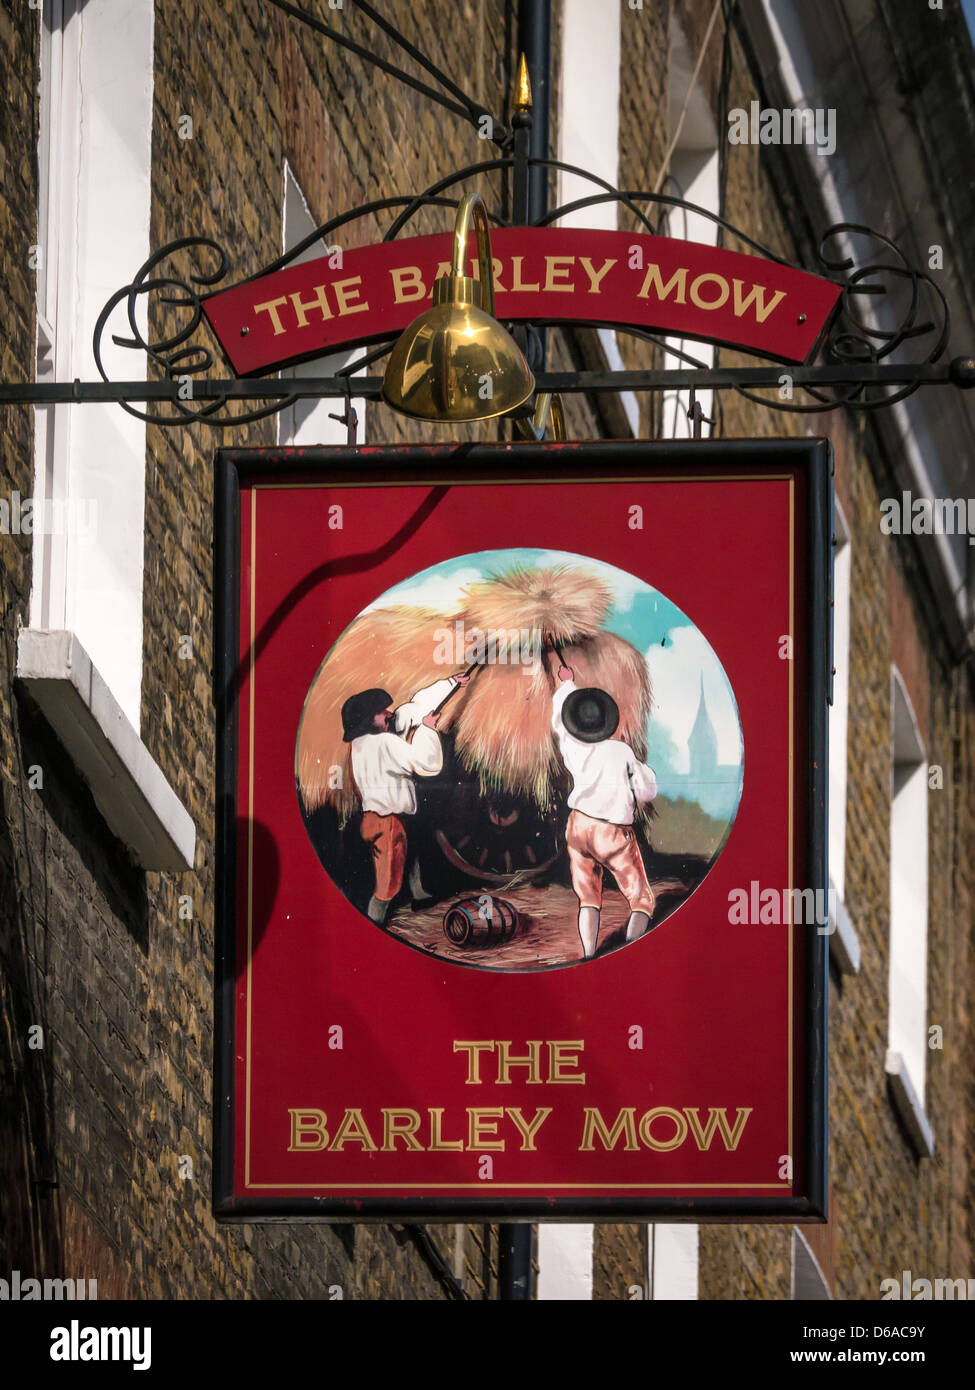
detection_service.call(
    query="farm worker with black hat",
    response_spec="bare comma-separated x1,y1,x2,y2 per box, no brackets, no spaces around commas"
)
551,661,658,959
341,674,470,925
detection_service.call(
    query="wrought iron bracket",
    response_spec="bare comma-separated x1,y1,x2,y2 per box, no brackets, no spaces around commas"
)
2,159,972,426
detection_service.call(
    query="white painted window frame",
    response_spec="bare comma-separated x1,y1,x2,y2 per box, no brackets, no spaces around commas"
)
827,499,860,973
649,1223,699,1300
18,0,195,872
886,666,932,1155
536,1224,594,1300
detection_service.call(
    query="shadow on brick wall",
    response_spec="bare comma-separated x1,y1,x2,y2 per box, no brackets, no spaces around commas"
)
0,752,63,1275
14,691,149,952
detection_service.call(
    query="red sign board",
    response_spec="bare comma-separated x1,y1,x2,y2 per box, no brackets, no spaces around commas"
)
203,228,841,375
214,440,829,1221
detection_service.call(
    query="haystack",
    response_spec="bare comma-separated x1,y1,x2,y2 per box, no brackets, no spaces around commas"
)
296,564,653,820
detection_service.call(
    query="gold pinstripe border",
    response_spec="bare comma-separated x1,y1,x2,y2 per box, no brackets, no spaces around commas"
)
241,471,797,1194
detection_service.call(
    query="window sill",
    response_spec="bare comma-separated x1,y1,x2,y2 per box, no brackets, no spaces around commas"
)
16,628,196,872
827,883,860,974
885,1050,935,1158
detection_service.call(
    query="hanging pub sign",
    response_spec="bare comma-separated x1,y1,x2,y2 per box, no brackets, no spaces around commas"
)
202,228,842,375
213,439,829,1221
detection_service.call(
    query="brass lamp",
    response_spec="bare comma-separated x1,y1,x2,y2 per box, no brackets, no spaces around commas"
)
381,193,535,422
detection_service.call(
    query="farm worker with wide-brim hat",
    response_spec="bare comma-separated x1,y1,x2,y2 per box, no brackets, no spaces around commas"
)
342,673,470,924
550,657,658,959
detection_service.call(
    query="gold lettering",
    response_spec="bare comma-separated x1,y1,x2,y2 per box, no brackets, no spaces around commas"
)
506,1106,552,1151
580,1107,638,1151
637,263,688,303
579,256,616,293
381,1108,423,1151
289,284,333,329
689,272,730,311
333,275,368,316
428,1107,465,1151
288,1108,328,1151
254,296,289,336
543,255,575,292
510,256,540,293
683,1106,753,1151
454,1040,495,1083
731,279,785,323
468,1107,505,1150
467,257,506,293
329,1107,377,1151
639,1106,688,1151
390,265,426,304
495,1040,543,1084
548,1039,586,1083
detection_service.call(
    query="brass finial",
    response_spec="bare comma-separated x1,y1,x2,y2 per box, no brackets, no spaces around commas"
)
514,52,533,113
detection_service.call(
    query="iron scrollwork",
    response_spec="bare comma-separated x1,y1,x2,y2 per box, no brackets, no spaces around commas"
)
90,167,968,428
731,223,952,414
92,238,300,429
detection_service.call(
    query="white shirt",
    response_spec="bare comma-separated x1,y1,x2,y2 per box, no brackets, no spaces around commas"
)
552,680,657,825
392,678,458,734
350,723,443,816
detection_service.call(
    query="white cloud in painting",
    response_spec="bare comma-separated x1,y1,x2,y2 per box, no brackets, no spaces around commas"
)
362,567,484,615
645,626,742,773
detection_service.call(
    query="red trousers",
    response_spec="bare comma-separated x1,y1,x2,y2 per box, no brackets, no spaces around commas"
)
360,812,408,902
566,809,655,915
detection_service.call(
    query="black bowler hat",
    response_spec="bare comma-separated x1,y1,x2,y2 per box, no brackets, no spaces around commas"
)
562,687,620,743
341,688,392,741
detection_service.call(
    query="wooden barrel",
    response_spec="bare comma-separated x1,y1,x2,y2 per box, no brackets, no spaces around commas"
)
443,896,518,948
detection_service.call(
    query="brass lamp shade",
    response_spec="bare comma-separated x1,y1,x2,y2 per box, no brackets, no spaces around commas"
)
382,274,535,421
382,193,535,422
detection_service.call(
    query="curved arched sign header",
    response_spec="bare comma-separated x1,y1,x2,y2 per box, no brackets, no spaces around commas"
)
202,226,841,376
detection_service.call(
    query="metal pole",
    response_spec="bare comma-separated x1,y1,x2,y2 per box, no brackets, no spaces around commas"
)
498,1224,534,1301
516,0,551,228
495,0,551,1305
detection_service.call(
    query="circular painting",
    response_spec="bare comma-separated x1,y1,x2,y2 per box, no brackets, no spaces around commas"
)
295,548,744,971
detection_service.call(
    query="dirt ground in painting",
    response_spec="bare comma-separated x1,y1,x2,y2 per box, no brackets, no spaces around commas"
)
384,881,681,971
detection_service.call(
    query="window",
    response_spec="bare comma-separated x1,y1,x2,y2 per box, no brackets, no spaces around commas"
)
886,667,933,1155
278,164,365,448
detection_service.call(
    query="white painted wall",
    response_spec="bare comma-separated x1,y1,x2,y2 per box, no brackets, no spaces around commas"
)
32,0,154,729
